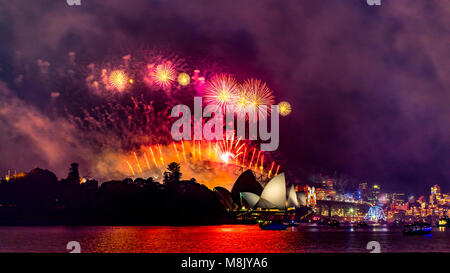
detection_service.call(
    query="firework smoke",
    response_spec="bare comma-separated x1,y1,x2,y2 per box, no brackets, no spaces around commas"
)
1,48,284,188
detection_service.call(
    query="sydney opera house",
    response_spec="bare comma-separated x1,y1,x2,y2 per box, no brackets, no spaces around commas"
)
214,170,311,221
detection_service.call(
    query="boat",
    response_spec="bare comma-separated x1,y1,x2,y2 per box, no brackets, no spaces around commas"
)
357,221,368,227
283,222,299,227
283,219,299,227
259,221,288,230
436,217,449,227
328,219,340,227
403,222,432,235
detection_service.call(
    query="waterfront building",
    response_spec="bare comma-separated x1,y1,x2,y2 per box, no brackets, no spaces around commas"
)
368,184,381,204
358,182,368,201
241,173,299,210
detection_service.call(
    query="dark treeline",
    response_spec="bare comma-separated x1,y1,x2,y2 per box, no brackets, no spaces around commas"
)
0,162,232,225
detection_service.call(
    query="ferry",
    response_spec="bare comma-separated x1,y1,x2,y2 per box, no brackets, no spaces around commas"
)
284,221,299,227
436,217,449,227
328,219,340,227
357,221,368,227
403,222,432,235
259,221,288,230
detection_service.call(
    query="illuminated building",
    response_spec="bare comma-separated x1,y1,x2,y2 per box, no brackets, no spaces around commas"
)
231,170,263,206
358,182,368,201
444,194,450,205
430,184,440,205
240,173,299,210
214,187,238,211
343,193,355,203
296,191,307,206
315,188,326,200
365,206,386,222
1,170,25,183
368,184,381,204
287,185,300,208
306,186,316,207
321,179,334,190
392,193,406,205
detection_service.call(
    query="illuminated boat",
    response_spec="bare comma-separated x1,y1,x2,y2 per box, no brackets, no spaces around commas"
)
357,221,368,227
403,222,432,235
259,221,288,230
283,219,299,227
328,219,340,227
436,217,449,227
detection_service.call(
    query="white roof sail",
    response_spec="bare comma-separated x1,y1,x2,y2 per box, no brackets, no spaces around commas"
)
256,198,277,209
287,185,299,208
240,192,261,208
260,173,286,209
297,192,306,206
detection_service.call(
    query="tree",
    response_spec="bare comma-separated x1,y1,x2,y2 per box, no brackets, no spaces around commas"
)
164,162,181,185
67,163,80,185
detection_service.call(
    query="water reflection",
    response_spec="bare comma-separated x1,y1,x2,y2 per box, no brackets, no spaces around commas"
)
0,225,448,253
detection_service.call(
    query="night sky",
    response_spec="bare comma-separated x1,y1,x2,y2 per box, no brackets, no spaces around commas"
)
0,0,448,195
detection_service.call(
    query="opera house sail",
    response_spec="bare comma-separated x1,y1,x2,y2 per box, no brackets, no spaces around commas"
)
230,170,263,206
287,185,300,208
240,173,300,210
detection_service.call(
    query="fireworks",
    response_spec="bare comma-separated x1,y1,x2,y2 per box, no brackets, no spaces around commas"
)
59,50,285,186
239,79,275,118
177,72,190,86
278,101,292,116
204,74,239,111
108,70,128,91
151,62,176,88
234,88,253,119
122,139,278,189
214,136,245,164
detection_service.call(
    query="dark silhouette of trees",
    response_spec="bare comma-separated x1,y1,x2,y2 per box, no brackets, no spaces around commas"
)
16,168,58,210
0,162,229,226
66,163,80,185
164,162,181,185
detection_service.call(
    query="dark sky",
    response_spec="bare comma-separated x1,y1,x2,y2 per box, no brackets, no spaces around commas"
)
0,0,448,195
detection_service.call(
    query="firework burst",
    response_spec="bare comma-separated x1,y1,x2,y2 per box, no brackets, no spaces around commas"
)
177,72,190,86
239,79,275,119
233,88,253,119
278,101,292,116
214,136,245,164
151,62,176,88
204,74,239,111
108,70,128,91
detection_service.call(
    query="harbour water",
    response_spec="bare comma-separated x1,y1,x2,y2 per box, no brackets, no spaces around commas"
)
0,225,447,253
